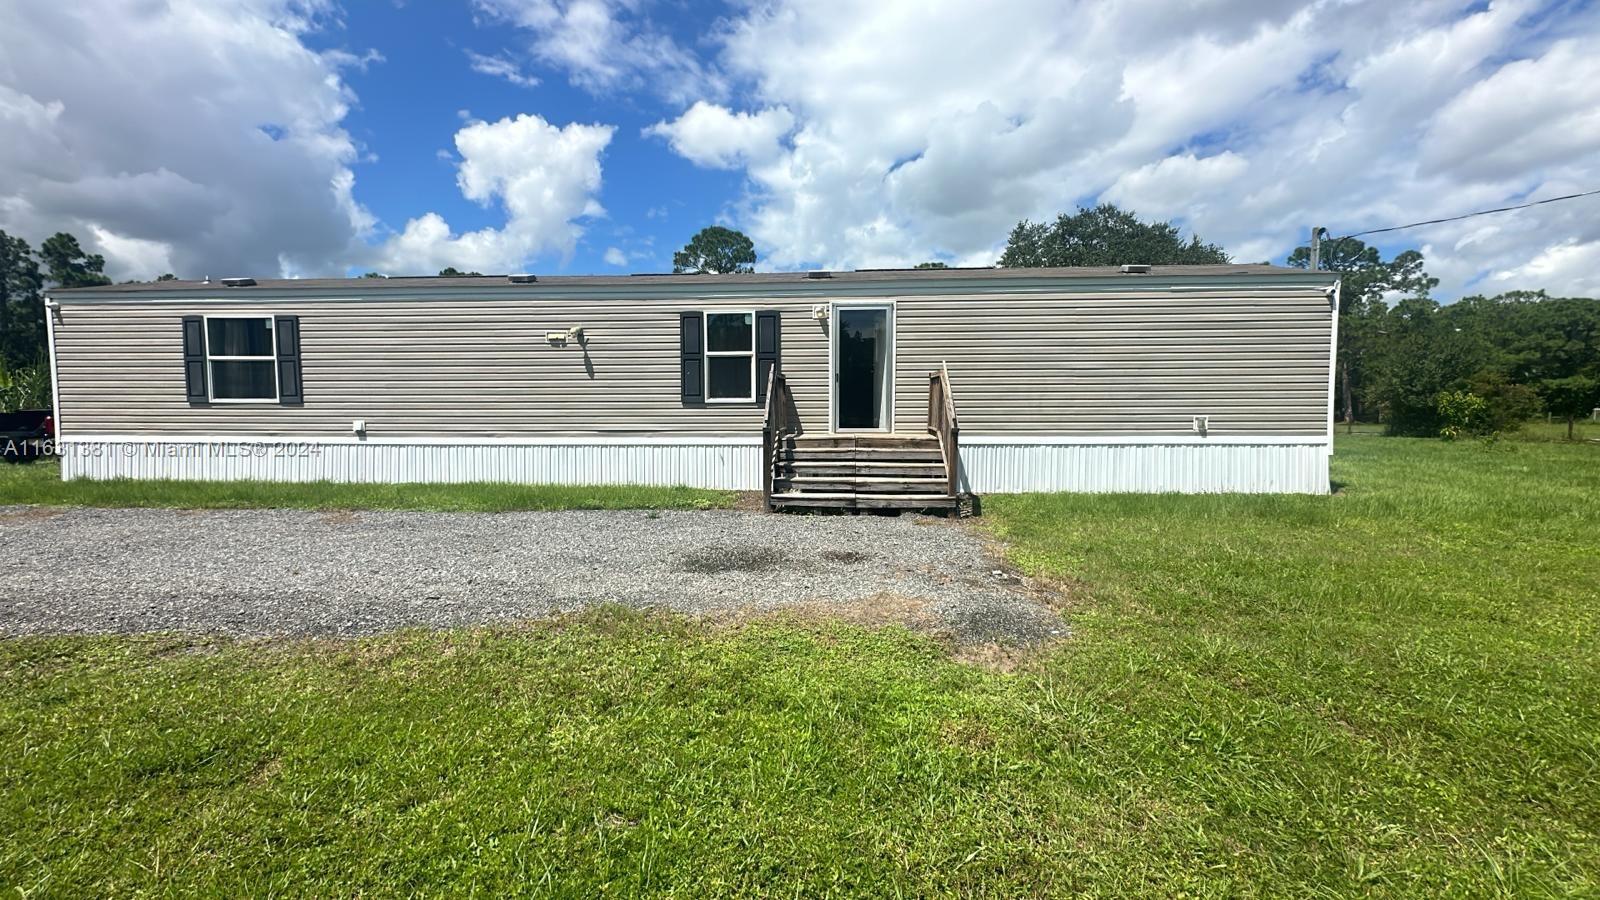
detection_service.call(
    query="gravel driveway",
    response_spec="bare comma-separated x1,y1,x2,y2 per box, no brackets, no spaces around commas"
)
0,506,1064,650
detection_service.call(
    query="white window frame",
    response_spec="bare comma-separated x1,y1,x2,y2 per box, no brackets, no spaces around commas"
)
703,309,756,404
203,314,279,404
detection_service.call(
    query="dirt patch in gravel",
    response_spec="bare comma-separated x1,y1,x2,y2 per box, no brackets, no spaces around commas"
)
0,506,62,523
676,546,791,574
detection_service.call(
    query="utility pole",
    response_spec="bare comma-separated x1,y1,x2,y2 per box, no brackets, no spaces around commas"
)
1309,226,1322,270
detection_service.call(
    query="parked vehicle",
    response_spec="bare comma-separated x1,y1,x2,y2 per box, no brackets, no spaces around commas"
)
0,409,54,462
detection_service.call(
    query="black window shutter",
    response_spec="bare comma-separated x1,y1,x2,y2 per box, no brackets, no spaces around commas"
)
181,316,208,404
755,310,781,406
680,312,704,404
275,316,304,405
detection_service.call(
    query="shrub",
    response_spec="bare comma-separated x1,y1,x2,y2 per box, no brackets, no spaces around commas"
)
1435,390,1490,440
1466,370,1542,433
0,360,51,412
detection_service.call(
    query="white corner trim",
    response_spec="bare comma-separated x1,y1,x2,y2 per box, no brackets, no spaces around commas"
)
959,434,1332,447
1327,279,1341,444
45,295,62,443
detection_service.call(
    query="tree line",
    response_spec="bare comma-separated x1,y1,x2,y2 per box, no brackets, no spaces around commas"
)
1287,236,1600,439
0,230,111,409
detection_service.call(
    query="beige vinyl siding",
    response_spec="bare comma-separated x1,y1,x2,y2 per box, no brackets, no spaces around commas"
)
56,298,822,437
53,283,1331,439
893,289,1331,436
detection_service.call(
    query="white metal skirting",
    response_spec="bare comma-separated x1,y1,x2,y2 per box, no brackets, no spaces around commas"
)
58,438,761,490
57,435,1330,495
958,439,1330,494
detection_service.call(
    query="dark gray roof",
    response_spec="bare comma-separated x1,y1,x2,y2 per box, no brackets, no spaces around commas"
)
57,264,1321,295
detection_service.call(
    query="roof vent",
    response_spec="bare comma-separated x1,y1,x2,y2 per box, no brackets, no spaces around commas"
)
805,270,832,279
508,273,538,284
220,277,256,287
1119,264,1152,275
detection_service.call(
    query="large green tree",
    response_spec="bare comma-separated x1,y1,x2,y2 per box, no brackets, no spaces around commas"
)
1362,296,1489,436
0,231,45,368
1287,236,1438,429
1353,289,1600,437
1490,293,1600,386
998,204,1229,269
1540,375,1600,440
672,226,757,274
1452,291,1600,437
38,232,110,289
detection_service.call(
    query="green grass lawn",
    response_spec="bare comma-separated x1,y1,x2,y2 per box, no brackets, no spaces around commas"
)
2,436,1597,895
0,458,735,511
1514,418,1600,442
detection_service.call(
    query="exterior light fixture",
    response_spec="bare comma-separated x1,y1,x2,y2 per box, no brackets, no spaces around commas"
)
545,326,585,346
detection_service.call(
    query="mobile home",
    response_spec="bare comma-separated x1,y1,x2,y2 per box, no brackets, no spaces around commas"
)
47,265,1339,508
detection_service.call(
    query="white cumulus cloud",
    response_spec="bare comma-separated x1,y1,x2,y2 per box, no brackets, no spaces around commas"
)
628,0,1600,296
372,113,615,274
644,102,794,169
0,1,620,281
10,0,1600,298
470,0,722,103
0,0,373,280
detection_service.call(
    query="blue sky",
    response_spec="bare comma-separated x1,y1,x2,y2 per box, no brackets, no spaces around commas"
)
2,0,1599,298
309,0,742,274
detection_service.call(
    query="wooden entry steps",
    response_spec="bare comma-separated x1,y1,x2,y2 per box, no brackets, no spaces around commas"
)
769,434,958,513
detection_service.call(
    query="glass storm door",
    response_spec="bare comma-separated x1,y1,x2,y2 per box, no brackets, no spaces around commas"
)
834,306,892,431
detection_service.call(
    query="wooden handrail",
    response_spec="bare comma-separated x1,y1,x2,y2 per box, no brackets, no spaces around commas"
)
762,367,793,510
927,361,960,501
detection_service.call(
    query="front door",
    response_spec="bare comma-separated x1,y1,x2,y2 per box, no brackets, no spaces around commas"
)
833,305,893,431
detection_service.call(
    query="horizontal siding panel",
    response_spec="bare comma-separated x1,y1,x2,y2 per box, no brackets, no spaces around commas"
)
887,288,1330,438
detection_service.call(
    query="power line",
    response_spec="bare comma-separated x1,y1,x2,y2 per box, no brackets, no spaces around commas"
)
1326,187,1600,242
